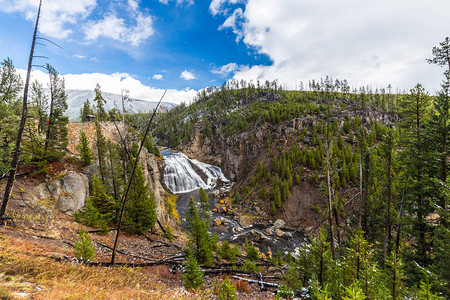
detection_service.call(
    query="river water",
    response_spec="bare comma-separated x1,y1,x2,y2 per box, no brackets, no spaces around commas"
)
161,149,307,256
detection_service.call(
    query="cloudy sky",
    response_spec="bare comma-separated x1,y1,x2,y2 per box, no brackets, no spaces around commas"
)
0,0,449,104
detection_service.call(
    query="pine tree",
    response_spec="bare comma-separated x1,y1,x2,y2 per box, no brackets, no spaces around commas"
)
123,144,157,234
400,83,434,268
185,197,213,265
0,57,23,103
183,252,204,289
244,237,259,261
93,83,107,121
198,187,210,219
105,141,124,204
76,130,93,166
380,127,396,265
90,175,115,222
80,99,94,122
217,279,237,300
74,228,96,261
44,64,68,161
23,80,47,169
1,3,41,224
426,37,449,225
385,250,405,300
95,121,108,183
29,80,48,135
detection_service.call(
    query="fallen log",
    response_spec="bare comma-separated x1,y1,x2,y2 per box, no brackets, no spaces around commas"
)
141,233,182,249
96,242,157,261
201,268,252,275
86,260,182,267
87,227,123,234
232,275,279,288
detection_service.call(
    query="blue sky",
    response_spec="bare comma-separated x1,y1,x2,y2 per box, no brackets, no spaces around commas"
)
1,0,450,104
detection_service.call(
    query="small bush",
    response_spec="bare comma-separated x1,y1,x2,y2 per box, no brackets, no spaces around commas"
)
183,253,204,290
241,260,259,273
74,228,96,261
218,279,237,300
244,238,259,261
220,241,238,262
165,226,174,242
275,286,295,300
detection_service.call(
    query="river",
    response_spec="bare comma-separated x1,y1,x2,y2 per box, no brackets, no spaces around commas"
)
161,149,307,256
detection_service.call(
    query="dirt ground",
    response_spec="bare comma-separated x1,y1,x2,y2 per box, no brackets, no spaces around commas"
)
0,171,278,299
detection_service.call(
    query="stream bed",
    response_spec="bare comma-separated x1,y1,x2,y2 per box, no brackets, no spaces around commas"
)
161,149,307,256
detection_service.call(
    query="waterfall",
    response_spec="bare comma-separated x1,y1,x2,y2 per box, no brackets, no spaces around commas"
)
162,150,230,194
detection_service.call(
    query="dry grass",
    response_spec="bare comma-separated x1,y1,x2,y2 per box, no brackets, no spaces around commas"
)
0,234,202,299
231,279,252,294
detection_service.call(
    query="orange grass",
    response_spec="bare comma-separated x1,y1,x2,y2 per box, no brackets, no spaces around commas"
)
0,234,204,299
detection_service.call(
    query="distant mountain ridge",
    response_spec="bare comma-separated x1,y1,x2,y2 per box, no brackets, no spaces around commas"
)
58,89,177,121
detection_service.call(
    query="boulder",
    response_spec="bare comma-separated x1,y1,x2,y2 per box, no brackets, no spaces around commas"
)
273,219,286,229
28,173,89,216
275,228,284,237
213,218,222,226
56,173,89,214
284,231,293,238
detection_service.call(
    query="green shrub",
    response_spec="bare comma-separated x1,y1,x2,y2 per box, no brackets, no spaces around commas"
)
165,226,174,242
218,279,237,300
220,241,237,262
74,228,96,261
244,238,259,261
183,253,204,290
275,286,295,300
241,260,259,273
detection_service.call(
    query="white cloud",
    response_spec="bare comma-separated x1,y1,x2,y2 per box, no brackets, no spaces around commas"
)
127,0,139,12
218,8,244,42
0,0,96,39
177,0,194,6
159,0,194,6
211,63,248,77
153,74,163,80
212,0,450,92
180,70,197,80
84,10,154,46
17,68,196,105
73,54,86,59
209,0,244,16
1,0,154,46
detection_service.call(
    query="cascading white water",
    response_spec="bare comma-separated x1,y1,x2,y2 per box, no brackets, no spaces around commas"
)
162,150,230,194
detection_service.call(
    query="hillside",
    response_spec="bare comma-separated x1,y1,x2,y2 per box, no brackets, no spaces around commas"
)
153,81,399,229
0,75,448,299
152,80,449,297
63,89,176,121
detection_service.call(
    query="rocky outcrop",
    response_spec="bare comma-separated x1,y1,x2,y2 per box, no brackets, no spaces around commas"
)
26,173,89,216
67,121,127,155
181,124,268,181
139,148,166,220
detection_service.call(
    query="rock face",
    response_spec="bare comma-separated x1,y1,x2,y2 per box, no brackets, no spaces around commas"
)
139,148,166,219
27,173,89,216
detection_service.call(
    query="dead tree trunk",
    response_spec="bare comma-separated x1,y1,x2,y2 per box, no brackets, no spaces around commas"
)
383,147,392,268
0,0,42,224
326,120,336,260
111,90,166,264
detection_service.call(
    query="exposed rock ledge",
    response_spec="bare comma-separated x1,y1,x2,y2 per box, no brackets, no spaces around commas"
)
26,173,89,217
